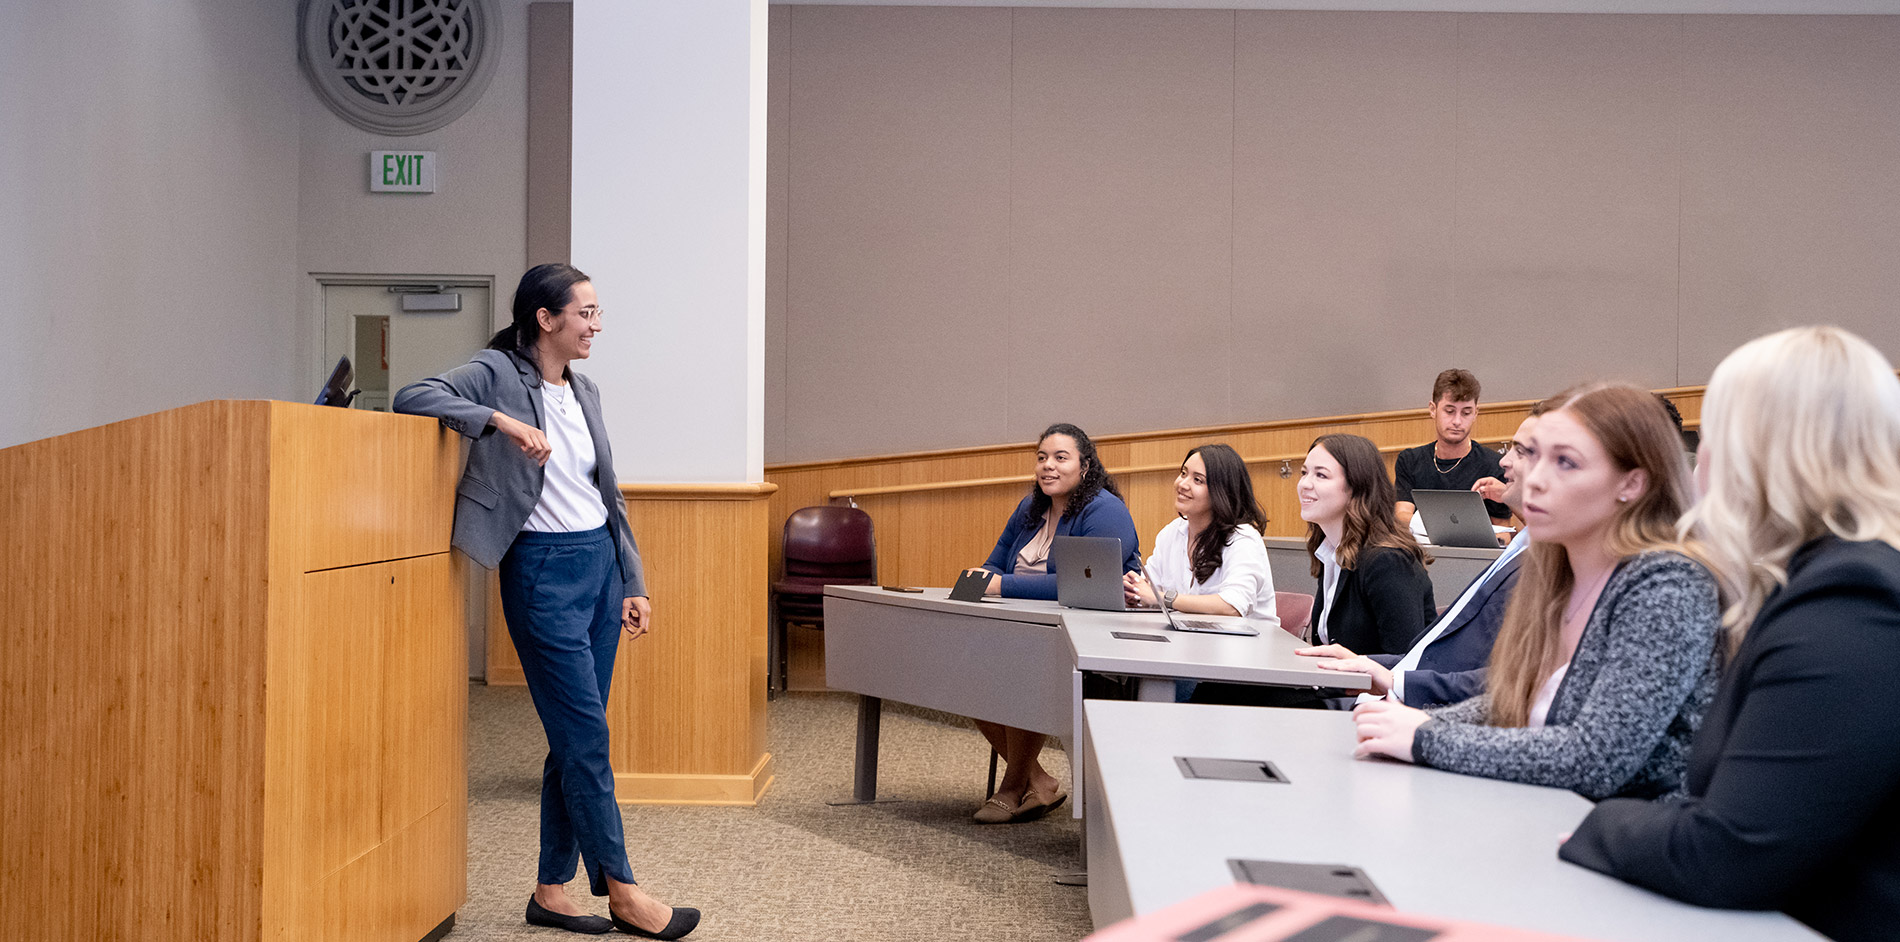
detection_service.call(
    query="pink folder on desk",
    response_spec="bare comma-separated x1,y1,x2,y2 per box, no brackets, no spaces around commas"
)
1087,884,1593,942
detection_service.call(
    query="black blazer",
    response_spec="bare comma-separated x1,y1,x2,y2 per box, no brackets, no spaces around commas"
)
1310,544,1437,657
1561,536,1900,942
1370,551,1523,708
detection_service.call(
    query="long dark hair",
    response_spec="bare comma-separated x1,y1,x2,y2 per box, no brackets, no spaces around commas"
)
1304,433,1428,578
488,263,590,366
1182,443,1268,584
1018,423,1122,528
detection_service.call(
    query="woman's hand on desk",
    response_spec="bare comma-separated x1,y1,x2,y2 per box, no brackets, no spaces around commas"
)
1296,644,1394,696
1122,571,1157,607
1351,699,1428,762
961,568,1002,597
623,596,652,639
492,411,551,466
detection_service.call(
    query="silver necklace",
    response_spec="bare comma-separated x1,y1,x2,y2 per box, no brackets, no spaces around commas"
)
1564,566,1615,626
544,382,568,414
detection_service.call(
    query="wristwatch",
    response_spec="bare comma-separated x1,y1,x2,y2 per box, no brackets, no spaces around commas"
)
1161,589,1179,610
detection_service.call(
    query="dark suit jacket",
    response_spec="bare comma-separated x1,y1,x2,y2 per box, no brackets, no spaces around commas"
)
393,349,644,594
1370,552,1523,708
1561,536,1900,942
1310,545,1436,657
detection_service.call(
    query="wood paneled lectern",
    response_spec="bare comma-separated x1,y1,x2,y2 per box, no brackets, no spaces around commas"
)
0,401,467,942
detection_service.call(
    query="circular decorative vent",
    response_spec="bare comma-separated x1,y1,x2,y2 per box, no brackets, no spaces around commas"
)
298,0,500,136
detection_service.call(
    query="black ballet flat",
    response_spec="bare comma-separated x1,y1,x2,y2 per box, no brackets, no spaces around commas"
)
526,896,614,934
610,906,700,939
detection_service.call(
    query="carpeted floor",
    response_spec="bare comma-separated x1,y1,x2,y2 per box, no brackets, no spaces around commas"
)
457,684,1092,941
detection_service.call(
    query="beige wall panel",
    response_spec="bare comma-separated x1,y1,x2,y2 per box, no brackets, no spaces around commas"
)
782,6,1014,462
1231,11,1460,420
767,4,791,463
1008,8,1235,442
526,2,573,265
1677,15,1900,378
1451,14,1682,400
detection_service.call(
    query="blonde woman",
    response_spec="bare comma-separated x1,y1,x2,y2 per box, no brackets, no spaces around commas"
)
1353,384,1721,800
1561,328,1900,942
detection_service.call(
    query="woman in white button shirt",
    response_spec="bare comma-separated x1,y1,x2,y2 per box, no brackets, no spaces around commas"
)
1123,443,1279,627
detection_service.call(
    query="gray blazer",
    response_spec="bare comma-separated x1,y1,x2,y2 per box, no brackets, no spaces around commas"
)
1411,550,1721,801
393,348,645,596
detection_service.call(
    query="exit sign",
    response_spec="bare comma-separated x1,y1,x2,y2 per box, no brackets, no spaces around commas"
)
369,151,436,192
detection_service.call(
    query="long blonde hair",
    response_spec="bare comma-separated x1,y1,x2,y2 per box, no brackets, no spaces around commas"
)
1682,326,1900,649
1485,383,1695,727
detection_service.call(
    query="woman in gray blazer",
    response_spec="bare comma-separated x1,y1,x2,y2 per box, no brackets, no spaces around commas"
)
1353,384,1721,802
395,264,697,939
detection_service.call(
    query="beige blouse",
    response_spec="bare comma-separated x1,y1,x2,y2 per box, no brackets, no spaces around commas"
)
1015,518,1057,574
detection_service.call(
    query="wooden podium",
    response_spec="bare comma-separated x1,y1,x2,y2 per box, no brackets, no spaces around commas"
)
0,401,467,942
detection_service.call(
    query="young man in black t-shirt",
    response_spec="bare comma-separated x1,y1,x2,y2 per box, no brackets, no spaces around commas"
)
1393,369,1512,530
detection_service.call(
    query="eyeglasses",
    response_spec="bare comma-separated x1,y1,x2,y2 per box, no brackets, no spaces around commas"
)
572,306,604,323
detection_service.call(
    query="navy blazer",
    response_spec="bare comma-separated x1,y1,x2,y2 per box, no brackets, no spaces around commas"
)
1562,537,1900,942
1370,551,1524,708
979,490,1140,600
392,348,644,595
1309,545,1437,657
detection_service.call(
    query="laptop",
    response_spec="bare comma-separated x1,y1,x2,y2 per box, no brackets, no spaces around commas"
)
1053,536,1148,611
1056,536,1260,636
1410,489,1501,548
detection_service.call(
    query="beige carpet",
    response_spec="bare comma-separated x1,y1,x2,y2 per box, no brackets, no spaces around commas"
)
456,685,1092,941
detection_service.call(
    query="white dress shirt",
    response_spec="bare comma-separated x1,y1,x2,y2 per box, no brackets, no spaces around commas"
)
1314,538,1342,645
1144,519,1279,627
1384,530,1531,703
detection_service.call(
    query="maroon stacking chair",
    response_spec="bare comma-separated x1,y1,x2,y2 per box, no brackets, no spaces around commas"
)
770,505,876,697
1275,591,1315,639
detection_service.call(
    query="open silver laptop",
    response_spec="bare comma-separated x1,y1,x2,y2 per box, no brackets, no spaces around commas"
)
1053,536,1148,611
1410,489,1501,548
1056,536,1259,636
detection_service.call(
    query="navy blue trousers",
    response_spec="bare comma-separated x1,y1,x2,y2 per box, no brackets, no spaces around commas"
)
498,526,637,893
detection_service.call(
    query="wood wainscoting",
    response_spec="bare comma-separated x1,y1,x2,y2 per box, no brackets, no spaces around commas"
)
766,389,1705,591
485,482,778,807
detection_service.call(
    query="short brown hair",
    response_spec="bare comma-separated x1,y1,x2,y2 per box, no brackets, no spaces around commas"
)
1432,369,1481,404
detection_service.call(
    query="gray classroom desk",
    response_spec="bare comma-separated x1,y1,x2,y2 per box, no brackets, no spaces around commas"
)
1083,700,1821,942
1265,536,1502,611
822,585,1362,817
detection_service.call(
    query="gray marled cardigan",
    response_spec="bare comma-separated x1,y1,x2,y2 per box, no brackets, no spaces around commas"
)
1411,550,1722,801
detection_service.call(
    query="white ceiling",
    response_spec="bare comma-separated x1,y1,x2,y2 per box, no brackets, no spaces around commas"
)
770,0,1900,13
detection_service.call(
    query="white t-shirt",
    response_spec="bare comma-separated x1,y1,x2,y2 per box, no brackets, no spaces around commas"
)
1143,519,1280,627
521,381,609,533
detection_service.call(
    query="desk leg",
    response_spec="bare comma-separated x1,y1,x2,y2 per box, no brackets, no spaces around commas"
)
1054,669,1087,886
827,695,895,806
1135,678,1175,702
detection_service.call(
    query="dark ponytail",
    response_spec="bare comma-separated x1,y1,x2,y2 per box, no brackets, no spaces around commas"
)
490,263,591,362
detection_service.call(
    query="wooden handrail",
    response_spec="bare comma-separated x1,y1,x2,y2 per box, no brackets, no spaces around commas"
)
827,421,1702,500
830,440,1470,499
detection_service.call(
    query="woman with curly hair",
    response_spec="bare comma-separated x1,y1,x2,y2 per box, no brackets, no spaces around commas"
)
961,423,1138,822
